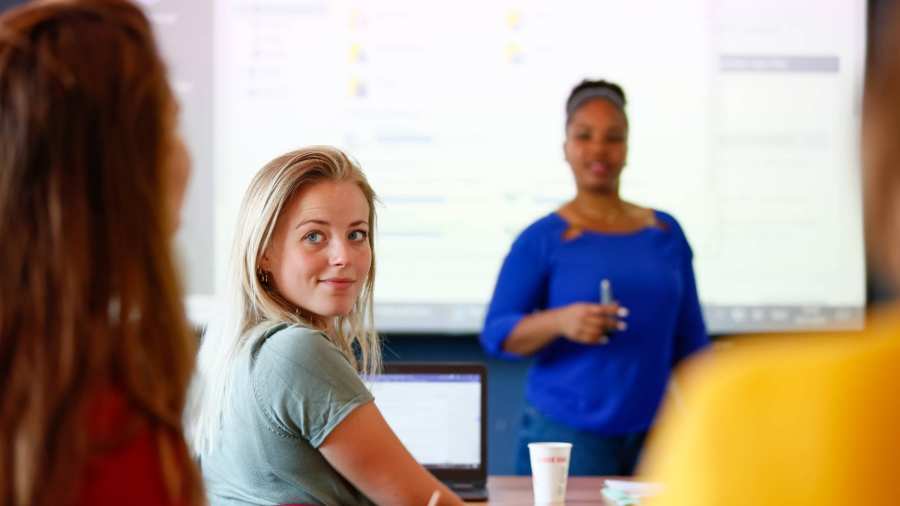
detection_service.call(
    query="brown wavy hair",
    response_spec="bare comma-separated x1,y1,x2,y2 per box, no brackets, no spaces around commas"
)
0,1,203,504
864,4,900,289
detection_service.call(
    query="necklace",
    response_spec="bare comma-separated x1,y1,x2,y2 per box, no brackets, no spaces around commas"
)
569,201,629,228
561,201,656,240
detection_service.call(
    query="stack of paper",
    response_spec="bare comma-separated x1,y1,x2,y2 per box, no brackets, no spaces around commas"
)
601,480,663,506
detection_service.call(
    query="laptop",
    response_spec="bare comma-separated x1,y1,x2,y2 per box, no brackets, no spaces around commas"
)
367,362,488,501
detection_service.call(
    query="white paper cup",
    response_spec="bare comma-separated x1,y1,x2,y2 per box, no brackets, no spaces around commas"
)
528,442,572,505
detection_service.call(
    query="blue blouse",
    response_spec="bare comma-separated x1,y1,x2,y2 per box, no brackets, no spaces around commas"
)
480,211,709,435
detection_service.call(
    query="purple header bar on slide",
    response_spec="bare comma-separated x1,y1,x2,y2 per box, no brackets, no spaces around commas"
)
719,54,839,73
366,374,480,383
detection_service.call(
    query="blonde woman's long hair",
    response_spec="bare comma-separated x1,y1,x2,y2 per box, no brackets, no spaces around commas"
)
187,146,381,457
0,1,203,505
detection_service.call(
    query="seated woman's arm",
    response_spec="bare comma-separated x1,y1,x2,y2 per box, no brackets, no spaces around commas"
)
320,401,464,506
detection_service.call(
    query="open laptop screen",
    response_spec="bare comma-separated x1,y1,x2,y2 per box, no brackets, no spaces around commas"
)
367,364,484,470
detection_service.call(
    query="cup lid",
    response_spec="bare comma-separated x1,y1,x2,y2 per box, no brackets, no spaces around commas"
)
528,442,572,449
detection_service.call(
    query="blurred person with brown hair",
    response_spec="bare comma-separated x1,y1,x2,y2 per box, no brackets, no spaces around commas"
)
0,0,203,504
639,7,900,505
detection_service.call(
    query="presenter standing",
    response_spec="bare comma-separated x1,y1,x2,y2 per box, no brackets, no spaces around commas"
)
480,79,709,476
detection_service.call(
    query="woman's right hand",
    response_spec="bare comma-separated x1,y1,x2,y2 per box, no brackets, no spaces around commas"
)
501,302,629,356
556,303,627,345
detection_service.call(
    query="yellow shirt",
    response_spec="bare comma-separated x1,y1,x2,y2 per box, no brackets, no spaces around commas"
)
641,311,900,506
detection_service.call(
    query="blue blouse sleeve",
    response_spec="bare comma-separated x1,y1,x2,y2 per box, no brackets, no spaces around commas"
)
668,218,710,364
480,228,551,359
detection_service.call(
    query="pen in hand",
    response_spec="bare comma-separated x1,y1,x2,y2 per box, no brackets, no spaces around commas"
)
600,278,613,306
600,279,628,340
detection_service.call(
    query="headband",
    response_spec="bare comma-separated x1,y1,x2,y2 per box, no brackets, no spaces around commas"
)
566,88,626,122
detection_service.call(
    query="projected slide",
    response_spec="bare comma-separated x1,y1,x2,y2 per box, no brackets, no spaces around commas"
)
147,0,867,333
137,0,215,296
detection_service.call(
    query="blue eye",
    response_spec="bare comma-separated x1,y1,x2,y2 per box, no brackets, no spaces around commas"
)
303,231,325,244
349,230,368,241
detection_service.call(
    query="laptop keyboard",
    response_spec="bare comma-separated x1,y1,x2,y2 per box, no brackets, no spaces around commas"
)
446,481,488,501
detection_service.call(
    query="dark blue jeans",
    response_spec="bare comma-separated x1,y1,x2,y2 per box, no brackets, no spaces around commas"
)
515,404,647,476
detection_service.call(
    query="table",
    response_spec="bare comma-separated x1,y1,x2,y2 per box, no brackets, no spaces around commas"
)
467,476,614,505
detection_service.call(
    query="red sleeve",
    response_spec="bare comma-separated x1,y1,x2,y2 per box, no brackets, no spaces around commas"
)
75,391,184,506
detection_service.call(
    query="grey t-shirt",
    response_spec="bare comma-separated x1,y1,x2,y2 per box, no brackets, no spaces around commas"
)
202,324,376,506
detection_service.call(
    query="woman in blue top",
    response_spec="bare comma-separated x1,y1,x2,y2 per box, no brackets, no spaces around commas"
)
480,79,709,476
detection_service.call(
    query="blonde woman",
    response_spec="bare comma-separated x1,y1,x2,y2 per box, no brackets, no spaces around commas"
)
187,147,462,506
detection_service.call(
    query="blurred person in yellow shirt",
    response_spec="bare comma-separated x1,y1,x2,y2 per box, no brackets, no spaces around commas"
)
640,5,900,506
